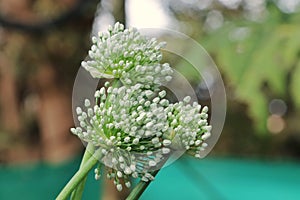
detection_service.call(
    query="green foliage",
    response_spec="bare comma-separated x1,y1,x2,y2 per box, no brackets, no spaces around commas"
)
291,61,300,109
201,7,300,134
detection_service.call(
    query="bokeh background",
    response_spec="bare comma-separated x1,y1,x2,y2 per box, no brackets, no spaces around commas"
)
1,0,300,199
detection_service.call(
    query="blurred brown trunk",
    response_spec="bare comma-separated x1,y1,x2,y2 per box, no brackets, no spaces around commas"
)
35,65,81,163
0,50,21,135
0,0,97,164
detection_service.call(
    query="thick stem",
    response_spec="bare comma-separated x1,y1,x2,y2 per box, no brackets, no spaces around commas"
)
70,143,95,199
56,149,102,200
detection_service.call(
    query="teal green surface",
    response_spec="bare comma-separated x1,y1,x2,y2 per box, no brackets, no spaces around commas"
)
0,156,102,200
1,156,300,200
141,157,300,200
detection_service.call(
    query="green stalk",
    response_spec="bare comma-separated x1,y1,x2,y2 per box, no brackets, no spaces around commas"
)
126,170,160,200
70,143,95,200
56,149,102,200
61,79,119,200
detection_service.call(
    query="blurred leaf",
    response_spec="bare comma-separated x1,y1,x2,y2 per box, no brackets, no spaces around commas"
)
200,9,300,134
291,61,300,109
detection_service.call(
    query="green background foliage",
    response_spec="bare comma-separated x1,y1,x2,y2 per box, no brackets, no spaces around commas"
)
201,5,300,134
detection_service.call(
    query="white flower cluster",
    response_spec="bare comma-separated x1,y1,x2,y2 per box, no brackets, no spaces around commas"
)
72,83,171,188
73,23,212,191
81,22,172,88
164,96,212,158
121,63,173,88
71,84,211,190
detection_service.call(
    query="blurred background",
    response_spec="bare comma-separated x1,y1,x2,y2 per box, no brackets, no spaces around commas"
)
1,0,300,199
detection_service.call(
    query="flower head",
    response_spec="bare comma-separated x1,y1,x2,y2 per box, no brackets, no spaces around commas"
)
165,96,211,158
73,22,212,191
72,83,172,185
71,84,211,189
81,22,172,87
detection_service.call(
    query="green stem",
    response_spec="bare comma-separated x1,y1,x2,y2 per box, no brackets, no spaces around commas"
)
56,149,102,200
126,170,160,200
70,143,95,200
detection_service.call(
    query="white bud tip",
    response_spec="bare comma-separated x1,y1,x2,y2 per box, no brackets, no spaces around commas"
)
76,107,82,114
204,125,212,132
70,128,76,134
117,171,123,178
162,147,170,154
202,106,209,113
94,91,101,98
201,132,211,140
183,96,191,103
163,139,172,146
116,184,123,191
95,174,100,180
125,181,131,188
84,99,91,107
149,160,157,167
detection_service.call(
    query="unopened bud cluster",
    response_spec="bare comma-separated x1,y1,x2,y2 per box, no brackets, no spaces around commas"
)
72,23,211,191
81,22,172,88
